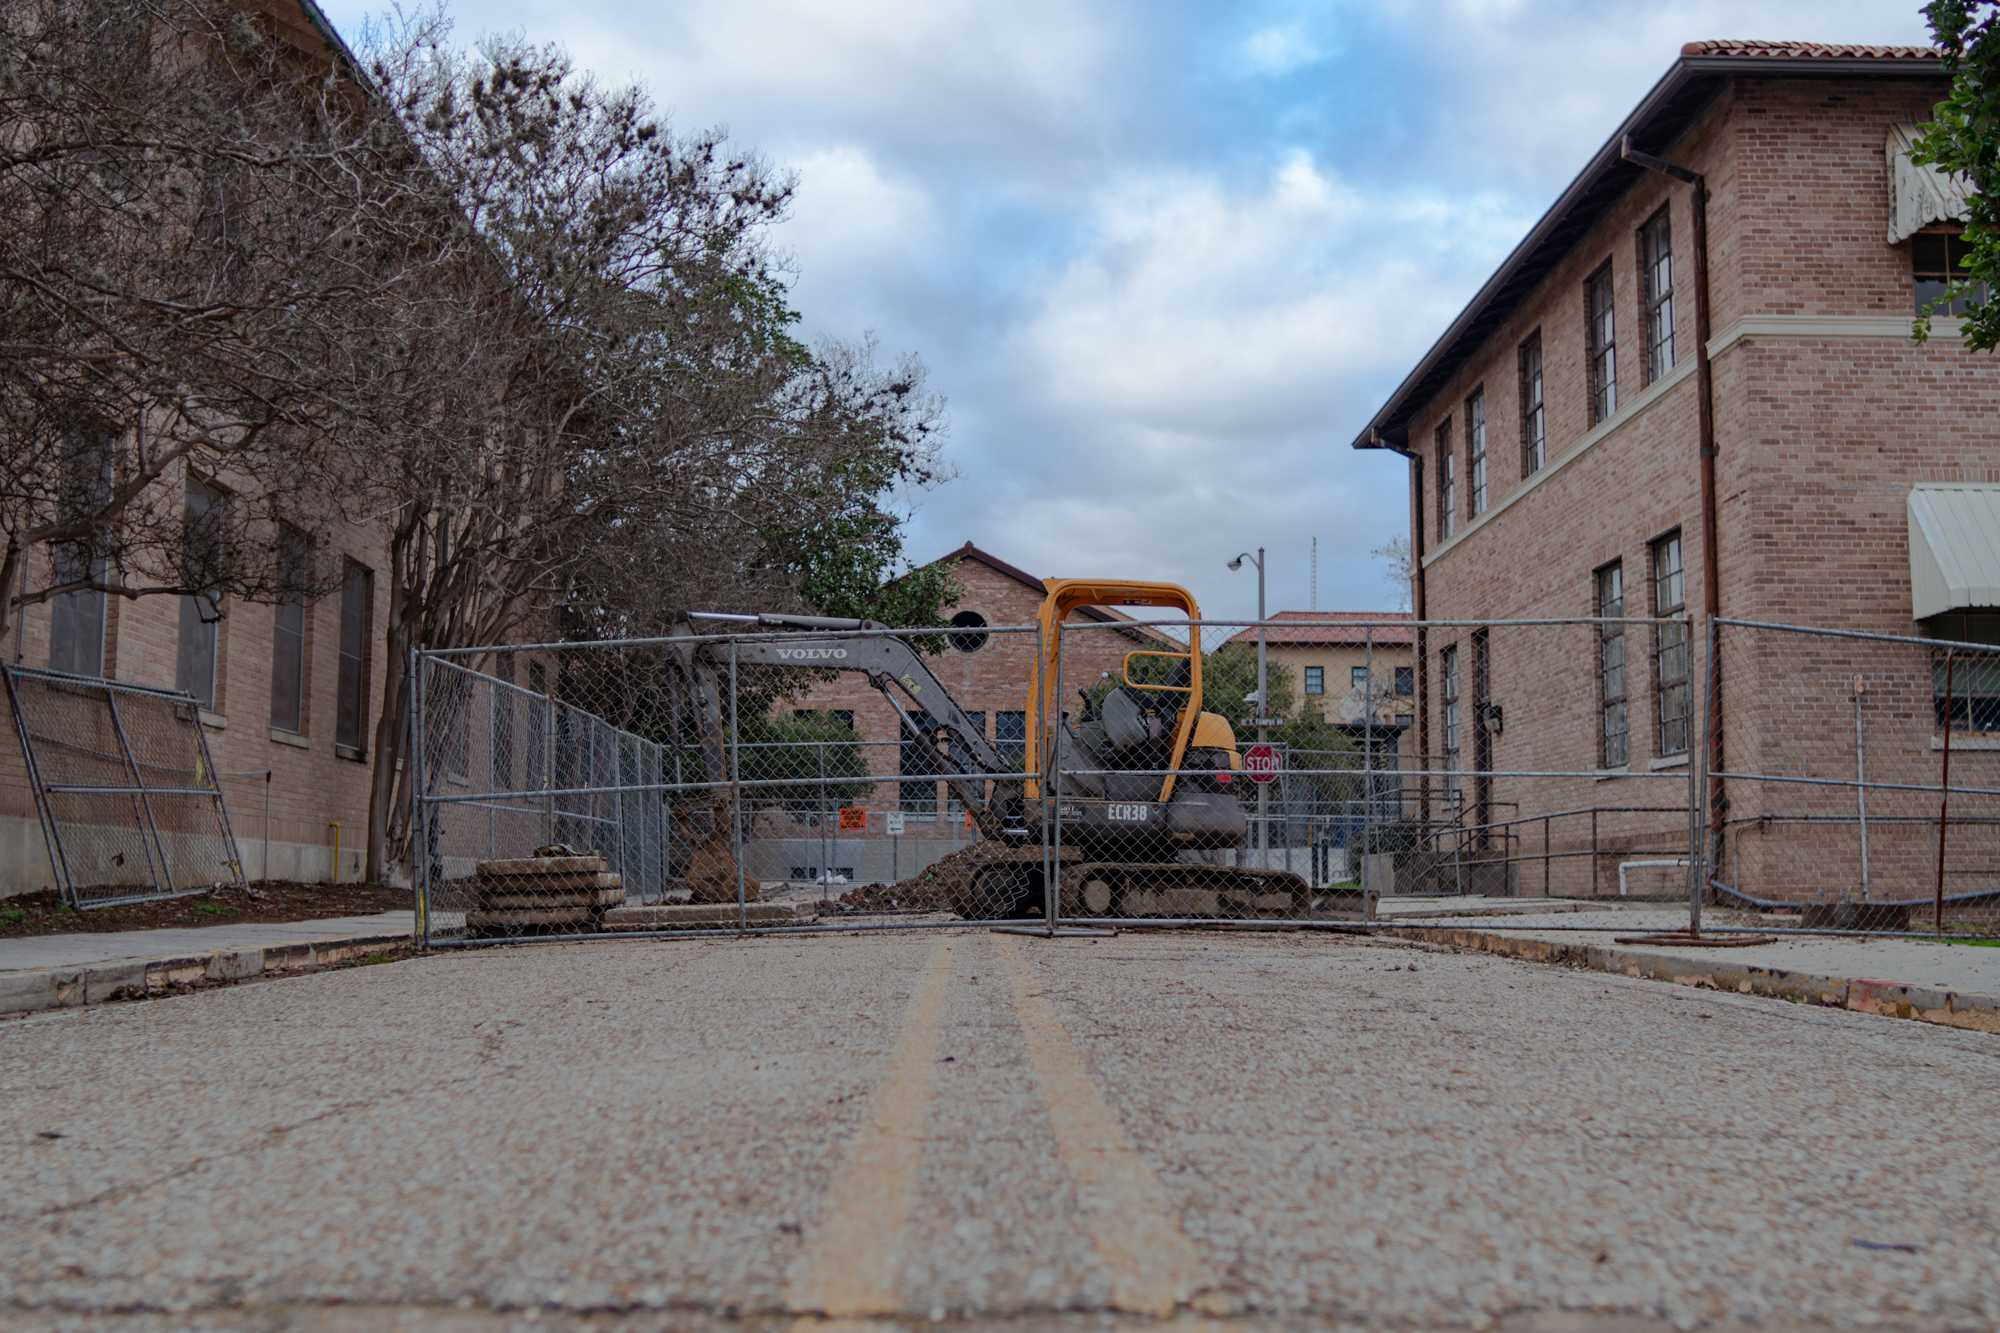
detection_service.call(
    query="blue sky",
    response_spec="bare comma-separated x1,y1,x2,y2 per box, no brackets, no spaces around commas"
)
318,0,1933,622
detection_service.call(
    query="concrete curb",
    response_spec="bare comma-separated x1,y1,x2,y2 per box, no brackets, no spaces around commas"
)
0,932,411,1018
1381,924,2000,1035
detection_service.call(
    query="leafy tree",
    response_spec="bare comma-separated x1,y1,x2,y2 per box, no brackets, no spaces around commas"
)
1914,1,2000,349
738,711,874,815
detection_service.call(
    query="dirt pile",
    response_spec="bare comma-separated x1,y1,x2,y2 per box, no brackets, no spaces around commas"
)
824,841,1021,915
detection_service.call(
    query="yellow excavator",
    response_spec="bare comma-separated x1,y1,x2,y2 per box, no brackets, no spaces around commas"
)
663,578,1311,919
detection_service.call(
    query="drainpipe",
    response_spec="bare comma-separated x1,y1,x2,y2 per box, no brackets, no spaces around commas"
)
1621,134,1724,866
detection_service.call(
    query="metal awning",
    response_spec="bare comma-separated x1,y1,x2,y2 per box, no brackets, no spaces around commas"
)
1887,123,1973,243
1909,484,2000,619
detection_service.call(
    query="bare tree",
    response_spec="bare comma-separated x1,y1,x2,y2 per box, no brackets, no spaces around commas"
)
351,18,950,879
0,0,427,637
1373,535,1413,612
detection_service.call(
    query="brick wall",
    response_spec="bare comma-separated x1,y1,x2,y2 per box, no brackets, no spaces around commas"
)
1401,70,2000,902
0,497,393,897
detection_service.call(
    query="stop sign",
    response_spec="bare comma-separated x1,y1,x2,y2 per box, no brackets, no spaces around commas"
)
1243,742,1280,784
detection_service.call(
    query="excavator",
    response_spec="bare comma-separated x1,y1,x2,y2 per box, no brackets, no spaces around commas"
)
661,578,1312,919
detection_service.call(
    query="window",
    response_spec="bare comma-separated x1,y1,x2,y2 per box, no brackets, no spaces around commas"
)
1913,231,1990,315
899,711,940,814
1651,531,1689,755
1394,665,1414,696
1435,418,1456,541
1304,666,1325,695
1638,207,1674,383
49,433,111,678
1350,666,1369,690
1440,645,1461,805
335,559,372,755
1465,388,1487,516
1925,613,2000,733
1518,331,1546,477
948,610,989,653
268,525,309,733
995,710,1027,774
1585,261,1617,424
830,709,856,732
176,478,225,710
1597,562,1628,768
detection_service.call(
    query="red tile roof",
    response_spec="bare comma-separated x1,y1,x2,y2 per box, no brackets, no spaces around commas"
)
1220,611,1415,649
1679,40,1938,61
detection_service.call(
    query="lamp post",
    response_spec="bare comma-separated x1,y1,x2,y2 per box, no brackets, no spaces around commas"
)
1228,547,1268,858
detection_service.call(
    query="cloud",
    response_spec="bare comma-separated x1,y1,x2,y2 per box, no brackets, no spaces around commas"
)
1240,23,1327,77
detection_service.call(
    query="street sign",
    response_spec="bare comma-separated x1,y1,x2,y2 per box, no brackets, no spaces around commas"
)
1243,742,1280,784
886,811,906,836
837,806,869,833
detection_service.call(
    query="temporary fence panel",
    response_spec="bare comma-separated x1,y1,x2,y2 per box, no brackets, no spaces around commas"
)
1046,615,1703,928
1,664,244,908
1707,618,2000,935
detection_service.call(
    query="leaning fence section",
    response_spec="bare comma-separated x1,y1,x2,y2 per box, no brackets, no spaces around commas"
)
1,664,244,908
1707,618,2000,935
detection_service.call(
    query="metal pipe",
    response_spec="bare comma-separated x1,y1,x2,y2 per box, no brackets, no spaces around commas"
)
1853,677,1870,902
328,821,340,884
1936,650,1954,935
729,639,746,928
1619,858,1689,897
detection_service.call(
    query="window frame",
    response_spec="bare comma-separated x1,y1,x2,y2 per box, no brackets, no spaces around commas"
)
1596,561,1628,768
176,476,226,711
334,557,373,758
1304,665,1325,696
1435,418,1456,541
899,710,941,815
1650,530,1690,756
1638,206,1675,384
1585,260,1617,425
49,433,113,679
1394,665,1414,696
1465,387,1487,516
1912,230,1990,316
1518,330,1546,478
1350,666,1369,691
268,523,310,735
1440,644,1462,806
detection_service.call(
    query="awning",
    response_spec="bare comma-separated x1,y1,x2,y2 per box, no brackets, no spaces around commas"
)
1887,123,1973,243
1909,484,2000,619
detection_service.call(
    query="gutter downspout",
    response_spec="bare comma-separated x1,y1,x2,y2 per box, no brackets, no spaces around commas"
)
1621,134,1725,878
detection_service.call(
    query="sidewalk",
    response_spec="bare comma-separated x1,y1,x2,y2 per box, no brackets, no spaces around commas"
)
1376,903,2000,1034
0,911,412,1017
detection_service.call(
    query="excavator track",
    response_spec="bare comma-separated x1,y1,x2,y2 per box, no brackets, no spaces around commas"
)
1057,862,1317,920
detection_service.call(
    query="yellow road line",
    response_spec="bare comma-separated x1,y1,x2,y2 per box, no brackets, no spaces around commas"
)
994,932,1214,1318
785,934,956,1323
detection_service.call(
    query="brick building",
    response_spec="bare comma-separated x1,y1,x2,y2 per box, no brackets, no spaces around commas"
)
783,543,1173,820
1219,612,1416,728
0,0,392,899
1349,41,2000,902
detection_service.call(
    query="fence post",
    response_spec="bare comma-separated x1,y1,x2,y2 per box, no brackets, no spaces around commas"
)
408,647,427,947
1363,626,1376,921
1853,677,1871,903
1048,616,1065,933
1685,615,1702,936
1936,648,1955,935
729,638,747,929
1692,617,1721,938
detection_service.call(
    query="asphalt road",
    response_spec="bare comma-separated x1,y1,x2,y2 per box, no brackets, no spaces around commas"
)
3,928,1998,1331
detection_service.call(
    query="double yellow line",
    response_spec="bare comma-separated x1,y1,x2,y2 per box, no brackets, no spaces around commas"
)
783,932,1217,1326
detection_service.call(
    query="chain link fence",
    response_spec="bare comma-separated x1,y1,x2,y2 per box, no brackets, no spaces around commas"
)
2,664,244,907
1708,618,2000,935
408,610,2000,946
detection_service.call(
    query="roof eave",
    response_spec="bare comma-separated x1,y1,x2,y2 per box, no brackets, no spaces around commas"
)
1345,50,1945,455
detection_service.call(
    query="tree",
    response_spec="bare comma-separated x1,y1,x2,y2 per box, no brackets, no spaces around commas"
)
1913,1,2000,349
0,0,418,643
1372,535,1414,612
355,16,951,879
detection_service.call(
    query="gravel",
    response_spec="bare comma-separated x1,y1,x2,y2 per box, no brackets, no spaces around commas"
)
1,928,1996,1329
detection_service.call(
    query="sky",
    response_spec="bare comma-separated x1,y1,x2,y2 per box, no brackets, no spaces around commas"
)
319,0,1934,624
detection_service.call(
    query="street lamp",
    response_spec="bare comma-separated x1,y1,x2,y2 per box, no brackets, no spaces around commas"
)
1228,547,1267,859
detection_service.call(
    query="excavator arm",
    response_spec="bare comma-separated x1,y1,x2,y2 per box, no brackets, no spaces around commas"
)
663,612,1018,852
